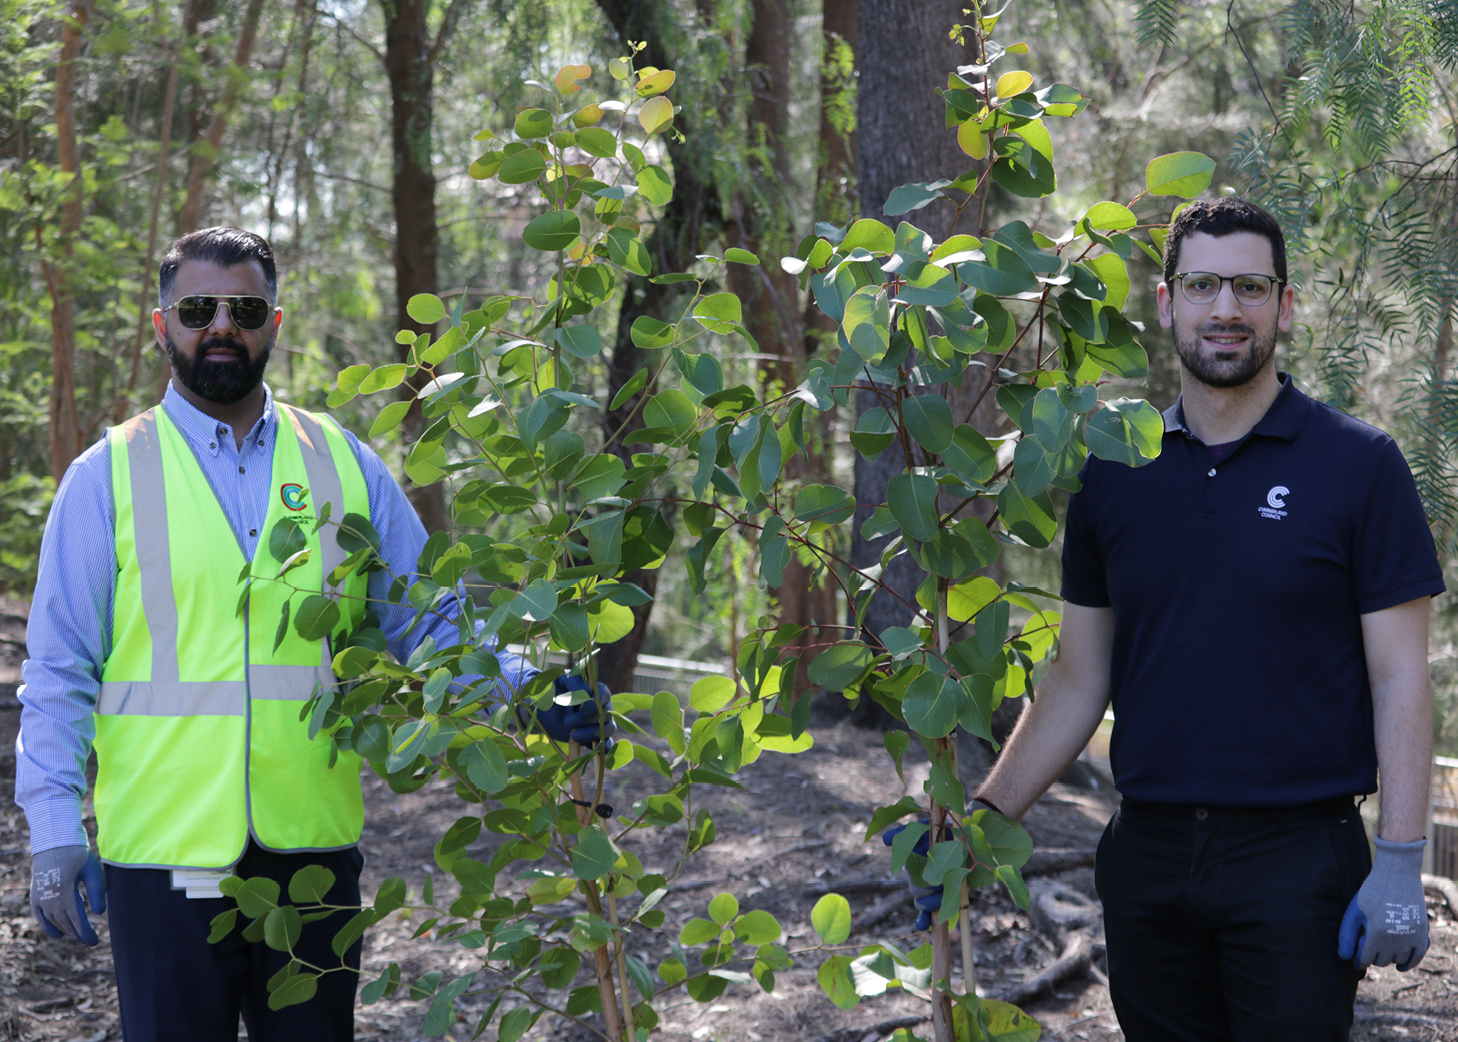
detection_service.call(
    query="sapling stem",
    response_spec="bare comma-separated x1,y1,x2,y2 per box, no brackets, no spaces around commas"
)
570,740,623,1042
929,580,956,1041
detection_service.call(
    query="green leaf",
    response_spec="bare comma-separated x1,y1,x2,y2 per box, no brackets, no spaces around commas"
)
807,642,872,692
293,595,341,640
460,739,508,793
884,731,911,783
818,955,859,1009
998,484,1058,547
630,316,676,350
607,227,652,275
843,286,890,363
538,947,582,989
1145,151,1216,198
883,179,951,216
725,247,760,264
522,210,581,251
841,218,895,255
794,484,856,524
336,363,369,393
943,424,996,483
736,909,781,944
369,400,411,438
898,262,958,307
263,905,302,952
1083,200,1137,231
643,389,696,436
888,471,939,542
864,795,924,840
407,294,446,324
693,292,742,333
708,892,739,924
514,107,554,138
576,126,616,157
637,164,673,205
638,96,674,134
1087,252,1131,310
287,864,336,904
901,394,953,453
498,148,547,184
679,918,721,945
958,240,1037,296
207,908,237,944
658,957,688,984
689,675,735,713
267,969,318,1010
497,1005,536,1042
811,893,852,945
549,602,590,652
554,324,602,359
359,364,408,394
508,579,558,622
572,827,617,879
902,672,969,737
1085,398,1164,464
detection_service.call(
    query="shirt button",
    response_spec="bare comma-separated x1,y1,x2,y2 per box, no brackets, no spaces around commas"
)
209,442,216,450
1195,809,1209,820
238,466,245,474
249,529,257,537
1207,468,1217,477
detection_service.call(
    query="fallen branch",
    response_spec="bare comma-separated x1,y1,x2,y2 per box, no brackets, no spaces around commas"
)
849,889,914,936
995,931,1092,1007
810,1013,930,1042
808,877,905,896
1023,848,1097,878
994,879,1104,1006
1422,874,1458,916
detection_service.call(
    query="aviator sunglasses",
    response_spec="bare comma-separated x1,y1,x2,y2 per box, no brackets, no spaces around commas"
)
161,294,274,330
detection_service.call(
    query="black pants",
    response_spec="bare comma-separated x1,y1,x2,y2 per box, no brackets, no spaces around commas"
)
1095,798,1369,1042
106,842,363,1042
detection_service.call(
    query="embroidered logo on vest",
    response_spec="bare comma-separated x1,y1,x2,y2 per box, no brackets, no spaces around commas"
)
280,483,309,511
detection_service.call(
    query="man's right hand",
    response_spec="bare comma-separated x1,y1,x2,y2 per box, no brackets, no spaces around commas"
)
30,845,106,946
882,819,945,931
534,675,615,746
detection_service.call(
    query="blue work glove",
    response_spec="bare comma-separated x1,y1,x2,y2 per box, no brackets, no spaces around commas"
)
30,845,106,946
534,675,615,746
1339,836,1429,971
882,818,945,931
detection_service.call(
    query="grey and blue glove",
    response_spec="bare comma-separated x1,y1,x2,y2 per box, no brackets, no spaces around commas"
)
882,818,947,931
1338,836,1429,971
30,845,106,946
535,675,615,746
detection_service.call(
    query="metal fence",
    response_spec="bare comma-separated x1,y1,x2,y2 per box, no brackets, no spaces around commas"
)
1432,756,1458,880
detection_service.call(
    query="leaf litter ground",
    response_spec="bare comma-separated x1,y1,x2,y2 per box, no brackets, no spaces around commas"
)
0,596,1455,1041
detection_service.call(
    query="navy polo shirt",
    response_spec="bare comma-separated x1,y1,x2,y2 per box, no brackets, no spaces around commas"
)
1061,375,1445,806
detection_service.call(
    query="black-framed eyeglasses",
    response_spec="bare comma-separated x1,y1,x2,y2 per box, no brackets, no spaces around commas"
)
162,294,274,330
1174,272,1285,307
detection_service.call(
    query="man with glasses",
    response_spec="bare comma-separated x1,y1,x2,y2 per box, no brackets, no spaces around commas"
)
14,227,611,1040
972,197,1442,1039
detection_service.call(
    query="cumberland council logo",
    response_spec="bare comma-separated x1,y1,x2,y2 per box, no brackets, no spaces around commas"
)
279,483,309,511
1259,485,1289,520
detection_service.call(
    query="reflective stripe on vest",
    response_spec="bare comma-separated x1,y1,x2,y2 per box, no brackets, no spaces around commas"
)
94,403,371,869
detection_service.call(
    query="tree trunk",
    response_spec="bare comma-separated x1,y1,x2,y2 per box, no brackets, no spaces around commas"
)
179,0,266,233
594,0,724,695
851,0,975,644
43,0,88,483
380,0,464,536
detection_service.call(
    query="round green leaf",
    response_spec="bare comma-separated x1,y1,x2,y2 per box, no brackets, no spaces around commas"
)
576,126,616,157
572,826,617,879
708,892,739,924
843,286,890,362
887,471,939,542
636,165,673,205
658,957,688,984
902,673,970,738
606,227,652,275
359,363,408,394
807,642,872,692
406,293,445,324
736,909,781,944
460,739,508,794
522,210,581,252
794,484,856,524
693,292,742,333
724,247,760,265
554,325,602,359
514,108,554,138
508,578,558,622
549,602,591,652
1145,151,1216,198
901,393,954,453
638,95,674,134
498,148,548,185
1083,200,1137,231
679,918,721,945
689,675,735,713
369,400,411,438
630,315,676,350
810,893,852,945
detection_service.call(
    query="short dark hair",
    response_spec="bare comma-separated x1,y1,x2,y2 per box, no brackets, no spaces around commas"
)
1162,197,1287,288
158,226,277,306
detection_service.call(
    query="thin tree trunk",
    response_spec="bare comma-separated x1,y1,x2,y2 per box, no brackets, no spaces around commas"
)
380,0,468,536
120,5,187,422
43,0,88,483
178,0,266,232
594,0,724,696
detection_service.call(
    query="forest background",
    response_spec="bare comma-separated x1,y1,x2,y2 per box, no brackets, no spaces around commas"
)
4,0,1458,758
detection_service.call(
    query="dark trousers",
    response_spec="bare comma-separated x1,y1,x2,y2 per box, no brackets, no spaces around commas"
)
106,842,364,1042
1094,798,1369,1042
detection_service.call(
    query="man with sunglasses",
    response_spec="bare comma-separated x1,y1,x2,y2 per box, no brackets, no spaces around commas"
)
14,226,612,1040
971,198,1442,1040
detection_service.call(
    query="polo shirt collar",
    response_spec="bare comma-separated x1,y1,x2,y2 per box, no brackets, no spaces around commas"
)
161,381,276,456
1161,372,1310,443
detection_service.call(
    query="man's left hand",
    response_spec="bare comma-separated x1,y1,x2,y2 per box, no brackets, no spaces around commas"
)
1339,836,1429,971
534,676,614,746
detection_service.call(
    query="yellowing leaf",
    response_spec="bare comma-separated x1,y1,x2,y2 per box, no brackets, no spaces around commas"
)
638,96,674,135
957,121,987,160
996,70,1034,99
948,576,1002,622
586,599,634,644
572,104,604,128
636,69,675,97
555,64,591,95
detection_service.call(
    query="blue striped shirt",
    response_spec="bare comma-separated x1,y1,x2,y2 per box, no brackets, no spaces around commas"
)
15,384,536,853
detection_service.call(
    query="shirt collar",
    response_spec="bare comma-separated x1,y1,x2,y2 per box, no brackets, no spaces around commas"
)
1161,372,1309,443
161,381,276,456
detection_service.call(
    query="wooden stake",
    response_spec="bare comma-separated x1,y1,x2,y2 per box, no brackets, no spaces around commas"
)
570,741,623,1042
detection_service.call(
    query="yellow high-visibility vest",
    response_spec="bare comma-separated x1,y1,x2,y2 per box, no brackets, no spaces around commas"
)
94,402,370,868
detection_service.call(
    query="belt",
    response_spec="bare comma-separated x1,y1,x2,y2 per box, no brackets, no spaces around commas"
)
1119,795,1359,824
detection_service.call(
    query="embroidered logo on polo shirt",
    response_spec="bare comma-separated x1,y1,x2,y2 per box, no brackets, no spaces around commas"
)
1260,485,1289,520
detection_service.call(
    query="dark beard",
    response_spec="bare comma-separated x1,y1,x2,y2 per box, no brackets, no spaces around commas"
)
165,331,271,404
1173,320,1277,389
